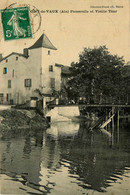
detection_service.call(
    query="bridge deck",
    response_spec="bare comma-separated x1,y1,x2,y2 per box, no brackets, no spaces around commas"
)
50,104,130,108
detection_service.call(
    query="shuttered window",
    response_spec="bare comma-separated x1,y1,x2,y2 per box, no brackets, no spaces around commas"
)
8,80,11,88
0,94,4,103
25,79,32,87
7,93,11,102
50,78,55,89
49,65,53,72
3,67,7,74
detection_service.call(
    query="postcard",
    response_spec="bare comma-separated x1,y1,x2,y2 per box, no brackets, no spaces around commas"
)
0,0,130,195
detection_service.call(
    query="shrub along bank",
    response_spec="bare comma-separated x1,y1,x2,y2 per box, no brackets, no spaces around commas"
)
0,109,48,131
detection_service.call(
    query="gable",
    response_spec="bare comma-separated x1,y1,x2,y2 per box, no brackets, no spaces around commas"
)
0,52,27,63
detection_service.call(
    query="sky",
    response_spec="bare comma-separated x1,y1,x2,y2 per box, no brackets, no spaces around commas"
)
0,0,130,66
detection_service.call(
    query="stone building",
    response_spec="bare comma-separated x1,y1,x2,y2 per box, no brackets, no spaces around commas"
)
0,33,69,105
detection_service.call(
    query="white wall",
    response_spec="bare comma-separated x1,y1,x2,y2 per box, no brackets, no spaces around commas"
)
0,49,41,104
41,48,61,94
0,47,62,104
46,106,80,122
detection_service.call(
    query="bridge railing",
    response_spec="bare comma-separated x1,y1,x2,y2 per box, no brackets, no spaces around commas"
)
58,95,129,105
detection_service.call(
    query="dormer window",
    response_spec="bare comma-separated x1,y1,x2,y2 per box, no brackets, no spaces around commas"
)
16,57,18,61
49,65,53,72
48,50,50,55
6,59,8,63
3,67,7,74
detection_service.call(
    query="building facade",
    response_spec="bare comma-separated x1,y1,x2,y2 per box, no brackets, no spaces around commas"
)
0,33,65,105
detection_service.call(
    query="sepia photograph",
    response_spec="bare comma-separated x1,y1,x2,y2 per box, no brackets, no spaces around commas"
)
0,0,130,194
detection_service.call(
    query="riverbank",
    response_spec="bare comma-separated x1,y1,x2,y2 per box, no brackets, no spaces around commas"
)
0,108,48,132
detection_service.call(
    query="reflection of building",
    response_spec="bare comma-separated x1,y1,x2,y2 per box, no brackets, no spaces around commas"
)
0,33,70,105
0,134,42,186
1,122,129,194
46,122,79,139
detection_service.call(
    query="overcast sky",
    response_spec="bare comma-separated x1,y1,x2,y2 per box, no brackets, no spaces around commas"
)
0,0,130,66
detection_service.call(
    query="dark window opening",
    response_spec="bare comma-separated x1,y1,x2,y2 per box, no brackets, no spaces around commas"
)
40,67,42,75
25,79,32,87
3,67,7,74
50,78,55,89
6,59,8,63
0,94,4,104
6,93,11,102
48,50,50,55
16,57,18,61
8,80,11,88
12,69,14,77
49,65,53,72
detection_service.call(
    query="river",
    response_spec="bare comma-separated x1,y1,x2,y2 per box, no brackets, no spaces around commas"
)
0,120,130,195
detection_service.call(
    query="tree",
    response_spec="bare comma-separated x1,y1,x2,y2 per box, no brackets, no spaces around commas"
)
67,46,125,103
121,65,130,103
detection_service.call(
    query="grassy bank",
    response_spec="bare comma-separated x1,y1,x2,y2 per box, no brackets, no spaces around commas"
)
0,108,48,132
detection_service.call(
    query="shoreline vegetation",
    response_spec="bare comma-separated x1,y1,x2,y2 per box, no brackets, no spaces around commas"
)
0,108,49,132
0,107,129,133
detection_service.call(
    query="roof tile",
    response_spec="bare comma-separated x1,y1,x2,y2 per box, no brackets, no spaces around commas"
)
28,33,57,50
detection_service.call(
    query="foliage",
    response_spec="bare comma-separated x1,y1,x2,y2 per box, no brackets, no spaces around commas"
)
34,89,43,99
67,46,126,102
121,65,130,98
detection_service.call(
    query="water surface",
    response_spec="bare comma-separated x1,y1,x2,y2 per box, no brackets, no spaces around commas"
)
0,121,130,194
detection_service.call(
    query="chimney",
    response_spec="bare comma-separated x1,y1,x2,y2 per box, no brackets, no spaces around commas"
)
23,48,29,57
0,54,3,61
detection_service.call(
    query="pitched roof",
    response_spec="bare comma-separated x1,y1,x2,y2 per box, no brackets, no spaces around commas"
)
61,66,71,75
0,52,27,62
28,33,57,50
55,63,71,75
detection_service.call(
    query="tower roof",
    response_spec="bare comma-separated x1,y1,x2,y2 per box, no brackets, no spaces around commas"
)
28,33,57,50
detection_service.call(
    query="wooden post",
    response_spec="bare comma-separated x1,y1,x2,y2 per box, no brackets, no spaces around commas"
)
126,94,128,105
111,106,115,146
108,110,111,129
105,110,108,130
43,97,46,115
117,109,119,129
88,95,90,104
117,109,120,142
99,93,102,104
119,96,121,104
112,106,115,130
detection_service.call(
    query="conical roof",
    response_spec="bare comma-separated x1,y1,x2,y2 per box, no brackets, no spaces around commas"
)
28,34,57,50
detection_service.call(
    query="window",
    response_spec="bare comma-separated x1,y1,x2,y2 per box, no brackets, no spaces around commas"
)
16,57,18,61
48,50,50,55
8,80,11,88
3,67,7,74
12,69,14,77
25,79,32,87
0,94,4,104
6,93,11,102
50,78,55,89
6,59,8,63
40,67,42,75
49,65,53,72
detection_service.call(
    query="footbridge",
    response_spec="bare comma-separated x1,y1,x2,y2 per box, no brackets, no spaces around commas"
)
49,104,130,108
46,104,130,125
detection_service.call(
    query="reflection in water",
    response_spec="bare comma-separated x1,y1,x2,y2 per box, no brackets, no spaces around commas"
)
0,121,130,194
46,122,79,140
